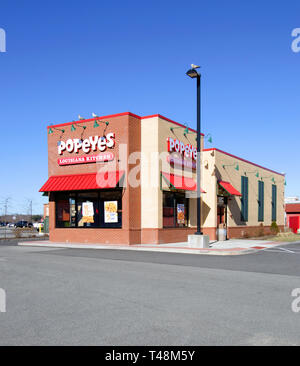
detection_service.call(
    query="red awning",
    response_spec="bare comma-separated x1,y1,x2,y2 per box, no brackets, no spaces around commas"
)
162,172,206,193
39,171,124,192
218,180,242,196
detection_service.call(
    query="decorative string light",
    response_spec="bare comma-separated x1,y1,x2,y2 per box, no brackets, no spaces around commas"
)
244,170,259,178
222,162,239,171
71,124,86,131
48,126,65,135
93,119,109,128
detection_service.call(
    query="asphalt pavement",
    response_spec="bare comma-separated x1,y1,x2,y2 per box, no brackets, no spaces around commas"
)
0,240,300,345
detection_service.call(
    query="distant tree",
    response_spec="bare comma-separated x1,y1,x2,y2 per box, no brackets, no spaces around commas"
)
32,215,42,222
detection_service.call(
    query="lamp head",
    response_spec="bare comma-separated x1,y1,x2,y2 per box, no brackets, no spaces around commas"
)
186,68,199,78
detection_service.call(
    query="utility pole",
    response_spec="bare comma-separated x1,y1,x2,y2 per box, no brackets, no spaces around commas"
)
4,198,9,240
25,198,33,223
29,200,33,223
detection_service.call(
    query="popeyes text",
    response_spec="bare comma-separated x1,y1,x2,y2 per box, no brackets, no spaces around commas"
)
58,133,115,155
167,137,197,160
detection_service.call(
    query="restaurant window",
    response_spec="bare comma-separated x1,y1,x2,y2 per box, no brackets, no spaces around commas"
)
241,176,248,222
271,184,277,222
258,180,264,222
56,198,71,228
77,192,99,228
56,192,76,228
100,190,122,228
163,191,188,228
55,190,122,228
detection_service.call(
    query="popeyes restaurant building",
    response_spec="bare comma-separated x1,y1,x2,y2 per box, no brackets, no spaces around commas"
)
40,112,285,245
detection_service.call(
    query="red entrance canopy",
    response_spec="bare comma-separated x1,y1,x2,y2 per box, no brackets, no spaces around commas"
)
39,171,124,192
218,180,242,196
162,172,206,193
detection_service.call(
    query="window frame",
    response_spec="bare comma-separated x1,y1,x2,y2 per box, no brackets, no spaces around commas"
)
55,189,123,229
258,180,264,222
162,190,189,228
241,176,249,222
271,184,277,222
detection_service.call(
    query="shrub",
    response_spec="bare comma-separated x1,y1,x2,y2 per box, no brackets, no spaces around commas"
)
270,221,279,235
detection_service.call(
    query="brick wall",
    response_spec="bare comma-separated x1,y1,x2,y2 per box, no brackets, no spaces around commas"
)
47,113,142,245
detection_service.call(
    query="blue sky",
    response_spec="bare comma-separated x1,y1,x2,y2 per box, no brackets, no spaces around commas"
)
0,0,299,214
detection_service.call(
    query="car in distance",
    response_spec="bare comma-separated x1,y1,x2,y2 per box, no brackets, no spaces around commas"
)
15,221,33,228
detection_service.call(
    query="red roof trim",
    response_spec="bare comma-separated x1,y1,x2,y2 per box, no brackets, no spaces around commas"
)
142,114,204,136
47,112,140,129
203,148,285,177
47,112,203,136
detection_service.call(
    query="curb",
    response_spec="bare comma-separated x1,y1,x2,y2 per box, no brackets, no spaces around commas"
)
18,241,263,256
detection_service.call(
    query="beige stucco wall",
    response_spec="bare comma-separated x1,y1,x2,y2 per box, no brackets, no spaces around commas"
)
201,150,217,228
213,149,285,228
141,115,205,229
140,116,161,228
141,118,284,232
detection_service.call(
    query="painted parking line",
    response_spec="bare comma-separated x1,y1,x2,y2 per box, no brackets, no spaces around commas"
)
263,247,297,254
277,247,296,253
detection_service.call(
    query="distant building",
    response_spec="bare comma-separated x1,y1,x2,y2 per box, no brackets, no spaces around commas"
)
285,197,300,233
43,204,49,219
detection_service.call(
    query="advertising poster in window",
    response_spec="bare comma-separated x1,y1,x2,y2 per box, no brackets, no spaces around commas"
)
82,201,94,223
104,201,118,223
177,204,185,224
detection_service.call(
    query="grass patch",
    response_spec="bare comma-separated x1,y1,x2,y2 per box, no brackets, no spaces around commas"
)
261,233,300,242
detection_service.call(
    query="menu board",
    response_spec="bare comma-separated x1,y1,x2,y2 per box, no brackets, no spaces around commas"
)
104,201,118,223
177,204,185,224
82,201,94,223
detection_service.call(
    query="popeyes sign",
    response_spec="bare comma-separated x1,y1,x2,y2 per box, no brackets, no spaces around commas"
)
167,137,197,160
57,133,115,166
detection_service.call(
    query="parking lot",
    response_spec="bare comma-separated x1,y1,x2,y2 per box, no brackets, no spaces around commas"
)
0,227,45,240
1,240,300,345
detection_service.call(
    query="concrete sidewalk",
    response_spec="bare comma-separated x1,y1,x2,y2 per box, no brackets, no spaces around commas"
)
18,238,288,255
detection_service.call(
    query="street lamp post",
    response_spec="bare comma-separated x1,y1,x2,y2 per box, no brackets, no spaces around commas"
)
186,65,202,235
